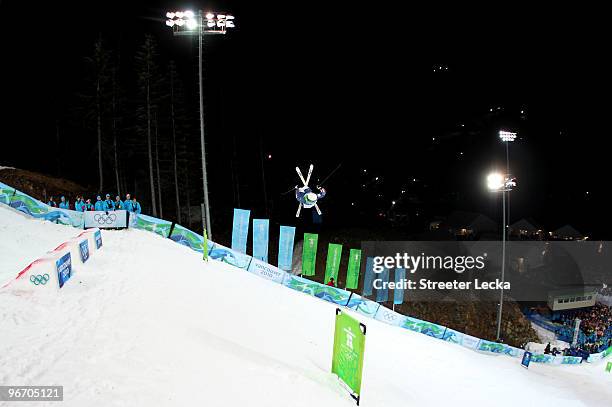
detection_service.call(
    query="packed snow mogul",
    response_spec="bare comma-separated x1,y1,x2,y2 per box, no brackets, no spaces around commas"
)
295,185,326,209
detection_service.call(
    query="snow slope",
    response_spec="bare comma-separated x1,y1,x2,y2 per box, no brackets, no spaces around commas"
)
0,206,80,285
1,204,611,407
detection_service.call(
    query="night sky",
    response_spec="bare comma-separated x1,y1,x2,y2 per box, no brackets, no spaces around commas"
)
0,2,608,237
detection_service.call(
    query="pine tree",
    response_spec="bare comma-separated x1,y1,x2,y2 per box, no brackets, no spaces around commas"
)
135,35,163,217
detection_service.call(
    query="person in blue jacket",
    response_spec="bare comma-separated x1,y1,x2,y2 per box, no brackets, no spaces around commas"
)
123,193,133,212
114,195,124,210
103,194,115,211
74,196,84,212
59,196,70,210
130,197,142,214
94,195,105,211
295,185,326,208
47,196,57,207
84,198,94,211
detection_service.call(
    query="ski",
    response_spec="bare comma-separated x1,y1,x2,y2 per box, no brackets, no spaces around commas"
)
296,203,302,217
296,167,307,186
314,203,322,215
305,164,314,186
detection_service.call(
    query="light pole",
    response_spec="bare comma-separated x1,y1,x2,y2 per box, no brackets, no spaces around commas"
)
165,10,235,239
499,130,516,234
487,172,517,341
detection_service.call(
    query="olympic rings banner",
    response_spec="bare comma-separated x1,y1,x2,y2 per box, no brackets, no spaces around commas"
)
84,210,128,229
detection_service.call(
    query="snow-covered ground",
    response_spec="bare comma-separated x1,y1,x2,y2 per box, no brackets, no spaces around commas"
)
0,206,79,285
1,204,612,407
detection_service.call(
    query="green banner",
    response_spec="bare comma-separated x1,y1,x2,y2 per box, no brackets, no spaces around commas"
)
606,361,612,373
345,249,361,289
203,229,209,261
332,310,366,403
302,233,318,276
324,243,343,286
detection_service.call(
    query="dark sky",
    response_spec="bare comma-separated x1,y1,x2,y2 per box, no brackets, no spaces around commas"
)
0,1,608,237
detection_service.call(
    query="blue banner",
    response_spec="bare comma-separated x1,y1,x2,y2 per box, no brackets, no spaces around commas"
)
393,268,405,305
79,240,89,263
362,257,375,296
521,352,532,368
231,209,250,254
94,230,102,249
375,267,389,303
252,218,269,262
56,252,72,288
278,225,296,272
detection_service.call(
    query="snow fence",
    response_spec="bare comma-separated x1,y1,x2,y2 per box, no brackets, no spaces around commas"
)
0,180,593,365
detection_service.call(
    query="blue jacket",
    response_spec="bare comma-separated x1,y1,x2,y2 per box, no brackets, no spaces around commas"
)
103,199,115,211
296,187,326,208
94,200,105,211
59,201,70,210
131,201,142,214
114,200,124,210
74,201,84,212
47,200,57,207
124,200,133,212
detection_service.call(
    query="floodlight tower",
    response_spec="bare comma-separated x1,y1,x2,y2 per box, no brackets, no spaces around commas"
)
487,171,517,341
499,130,516,233
165,10,235,239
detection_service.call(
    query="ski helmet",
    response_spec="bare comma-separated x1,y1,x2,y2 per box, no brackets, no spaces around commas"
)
305,192,317,203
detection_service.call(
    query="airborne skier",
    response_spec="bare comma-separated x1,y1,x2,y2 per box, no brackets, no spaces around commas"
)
294,164,326,217
295,185,326,209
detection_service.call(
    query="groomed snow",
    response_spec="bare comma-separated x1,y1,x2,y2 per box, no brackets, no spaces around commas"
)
1,204,611,407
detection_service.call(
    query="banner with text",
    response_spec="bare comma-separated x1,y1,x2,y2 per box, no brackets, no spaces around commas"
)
302,233,318,276
252,219,269,262
231,209,250,254
345,249,361,290
324,243,343,285
278,226,296,272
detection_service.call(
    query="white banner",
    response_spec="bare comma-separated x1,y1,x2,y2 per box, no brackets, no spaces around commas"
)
84,210,129,229
247,258,286,284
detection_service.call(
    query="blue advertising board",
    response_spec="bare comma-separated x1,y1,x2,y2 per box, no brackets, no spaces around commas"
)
521,351,532,369
79,239,89,263
252,218,269,262
56,252,72,288
94,230,102,249
277,225,296,272
231,208,250,254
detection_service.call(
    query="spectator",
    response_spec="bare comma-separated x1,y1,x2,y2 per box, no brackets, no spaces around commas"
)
59,196,70,210
130,197,141,214
74,196,84,212
103,194,115,211
47,196,57,207
84,198,94,211
124,193,133,212
327,277,336,287
114,195,124,210
94,195,105,211
544,343,551,354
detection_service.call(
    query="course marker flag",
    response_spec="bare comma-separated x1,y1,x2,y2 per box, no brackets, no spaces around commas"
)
332,309,366,405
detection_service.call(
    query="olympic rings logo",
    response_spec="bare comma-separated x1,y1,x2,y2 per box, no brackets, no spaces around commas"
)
93,213,117,225
30,274,50,285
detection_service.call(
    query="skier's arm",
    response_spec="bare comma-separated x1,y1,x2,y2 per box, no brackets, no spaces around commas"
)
317,187,326,199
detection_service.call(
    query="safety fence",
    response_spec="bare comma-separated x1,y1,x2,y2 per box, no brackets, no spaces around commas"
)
0,181,599,365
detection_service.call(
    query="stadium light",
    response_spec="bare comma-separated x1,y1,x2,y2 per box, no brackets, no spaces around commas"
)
164,9,236,240
499,130,517,142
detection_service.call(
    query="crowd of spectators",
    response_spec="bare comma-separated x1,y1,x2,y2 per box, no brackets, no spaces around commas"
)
556,303,612,356
46,193,142,214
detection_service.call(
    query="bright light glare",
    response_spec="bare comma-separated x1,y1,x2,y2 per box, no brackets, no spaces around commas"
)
185,18,198,29
165,19,175,27
226,15,234,19
217,20,225,27
217,14,226,19
166,12,175,19
487,173,505,191
175,11,184,18
226,20,235,28
207,21,215,27
499,130,517,142
206,12,215,19
175,18,185,26
184,10,194,18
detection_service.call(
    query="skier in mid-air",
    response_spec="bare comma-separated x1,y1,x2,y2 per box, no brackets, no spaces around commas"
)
295,185,326,209
294,164,327,217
